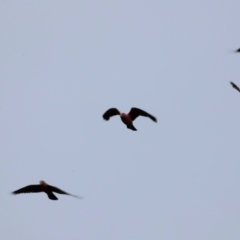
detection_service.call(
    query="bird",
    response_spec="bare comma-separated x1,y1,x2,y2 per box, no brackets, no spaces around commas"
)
102,107,157,131
230,82,240,93
12,180,82,201
235,48,240,53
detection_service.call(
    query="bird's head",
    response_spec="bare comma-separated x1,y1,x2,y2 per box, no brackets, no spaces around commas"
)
39,180,46,185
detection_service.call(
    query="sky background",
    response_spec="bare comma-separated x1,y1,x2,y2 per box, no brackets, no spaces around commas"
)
1,1,240,239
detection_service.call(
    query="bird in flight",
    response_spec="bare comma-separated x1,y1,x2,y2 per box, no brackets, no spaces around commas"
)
102,107,157,131
12,180,82,201
230,82,240,93
235,48,240,53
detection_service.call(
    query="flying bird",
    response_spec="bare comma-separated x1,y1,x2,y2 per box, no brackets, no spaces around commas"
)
235,48,240,53
230,82,240,93
12,180,82,201
102,107,157,131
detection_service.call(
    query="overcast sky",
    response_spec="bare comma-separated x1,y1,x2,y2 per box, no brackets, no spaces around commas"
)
1,1,240,239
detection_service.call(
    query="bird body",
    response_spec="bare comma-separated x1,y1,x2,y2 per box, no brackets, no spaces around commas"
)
103,107,157,131
39,181,58,200
120,113,137,131
12,180,82,201
120,113,133,125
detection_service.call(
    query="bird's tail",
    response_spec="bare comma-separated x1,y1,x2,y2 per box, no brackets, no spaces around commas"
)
47,192,58,200
127,125,137,131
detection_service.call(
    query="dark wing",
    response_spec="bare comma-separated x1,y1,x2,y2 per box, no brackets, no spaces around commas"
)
12,185,42,195
230,82,240,92
102,108,120,120
235,48,240,53
128,108,157,122
49,185,83,199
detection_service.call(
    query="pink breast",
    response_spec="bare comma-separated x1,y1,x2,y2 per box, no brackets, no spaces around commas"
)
121,114,132,125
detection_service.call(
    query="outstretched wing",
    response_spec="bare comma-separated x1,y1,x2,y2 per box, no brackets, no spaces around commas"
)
12,185,42,195
49,185,83,199
230,82,240,92
102,108,120,120
128,108,157,122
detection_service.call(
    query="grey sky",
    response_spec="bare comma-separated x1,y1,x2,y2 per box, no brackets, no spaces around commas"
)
1,1,240,239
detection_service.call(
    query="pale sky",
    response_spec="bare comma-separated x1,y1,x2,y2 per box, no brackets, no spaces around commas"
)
1,1,240,239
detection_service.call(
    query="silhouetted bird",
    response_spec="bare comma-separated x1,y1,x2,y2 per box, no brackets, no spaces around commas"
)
103,107,157,131
230,82,240,93
12,180,82,201
235,48,240,53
